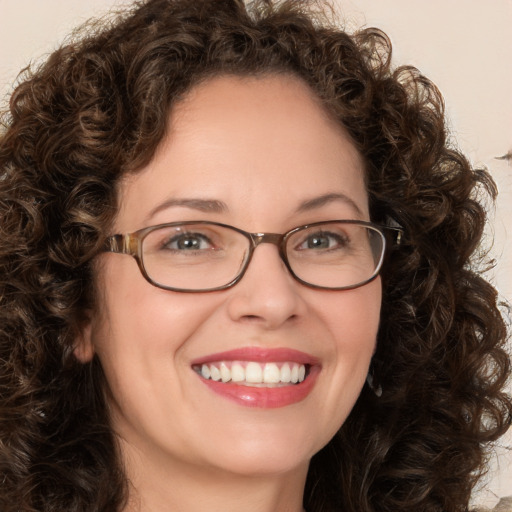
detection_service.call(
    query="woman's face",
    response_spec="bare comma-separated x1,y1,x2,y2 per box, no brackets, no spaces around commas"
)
78,75,381,481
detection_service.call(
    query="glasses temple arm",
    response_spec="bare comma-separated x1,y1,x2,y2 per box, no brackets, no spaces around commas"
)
103,234,131,254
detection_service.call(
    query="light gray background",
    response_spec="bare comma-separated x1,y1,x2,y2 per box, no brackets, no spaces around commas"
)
1,0,510,507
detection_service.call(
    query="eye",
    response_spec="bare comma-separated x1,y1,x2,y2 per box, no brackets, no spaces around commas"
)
296,231,348,251
164,232,214,251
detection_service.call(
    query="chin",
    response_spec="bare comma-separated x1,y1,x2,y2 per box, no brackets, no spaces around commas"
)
195,424,327,478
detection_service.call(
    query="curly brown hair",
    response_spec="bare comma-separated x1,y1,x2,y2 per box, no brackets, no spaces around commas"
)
0,1,510,511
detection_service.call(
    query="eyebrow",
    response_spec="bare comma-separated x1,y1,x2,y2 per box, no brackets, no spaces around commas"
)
296,193,363,216
146,198,228,221
146,192,363,222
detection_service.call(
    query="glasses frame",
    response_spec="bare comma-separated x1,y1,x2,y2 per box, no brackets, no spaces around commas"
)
103,220,403,293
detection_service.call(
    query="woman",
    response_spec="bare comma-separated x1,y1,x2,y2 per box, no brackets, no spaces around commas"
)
0,1,510,511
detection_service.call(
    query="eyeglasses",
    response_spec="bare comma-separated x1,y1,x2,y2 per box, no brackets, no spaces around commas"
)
103,220,403,292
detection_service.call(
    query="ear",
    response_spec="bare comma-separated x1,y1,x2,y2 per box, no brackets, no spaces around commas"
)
73,310,95,363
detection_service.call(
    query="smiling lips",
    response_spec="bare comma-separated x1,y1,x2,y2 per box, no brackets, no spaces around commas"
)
191,348,319,408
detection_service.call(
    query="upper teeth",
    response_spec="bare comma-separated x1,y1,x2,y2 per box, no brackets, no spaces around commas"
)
198,362,307,386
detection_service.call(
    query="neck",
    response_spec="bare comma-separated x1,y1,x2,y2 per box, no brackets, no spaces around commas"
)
121,440,309,512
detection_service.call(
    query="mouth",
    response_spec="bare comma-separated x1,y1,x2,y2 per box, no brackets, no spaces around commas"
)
191,348,319,408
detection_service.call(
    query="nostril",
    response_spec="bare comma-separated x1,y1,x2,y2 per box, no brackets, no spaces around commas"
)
239,312,298,324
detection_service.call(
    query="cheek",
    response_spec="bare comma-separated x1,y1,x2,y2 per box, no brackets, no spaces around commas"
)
94,290,219,359
323,279,381,349
318,279,381,398
301,280,381,445
90,257,223,368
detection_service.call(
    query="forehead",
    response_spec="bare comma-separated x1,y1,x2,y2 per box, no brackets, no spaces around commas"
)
168,73,354,158
116,74,368,230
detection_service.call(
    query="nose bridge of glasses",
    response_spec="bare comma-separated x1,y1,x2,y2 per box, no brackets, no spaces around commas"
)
249,232,285,249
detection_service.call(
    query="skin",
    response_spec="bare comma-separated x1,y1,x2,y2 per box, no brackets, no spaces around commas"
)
76,74,382,512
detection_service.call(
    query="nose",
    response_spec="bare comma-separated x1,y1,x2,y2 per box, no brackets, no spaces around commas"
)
225,242,306,329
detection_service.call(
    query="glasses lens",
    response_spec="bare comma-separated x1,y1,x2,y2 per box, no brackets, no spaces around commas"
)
285,222,385,289
141,223,250,291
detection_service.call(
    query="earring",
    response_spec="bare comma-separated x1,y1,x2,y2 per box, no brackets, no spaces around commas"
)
366,372,383,398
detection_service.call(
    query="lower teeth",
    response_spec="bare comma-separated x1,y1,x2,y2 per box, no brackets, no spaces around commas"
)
236,381,300,388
